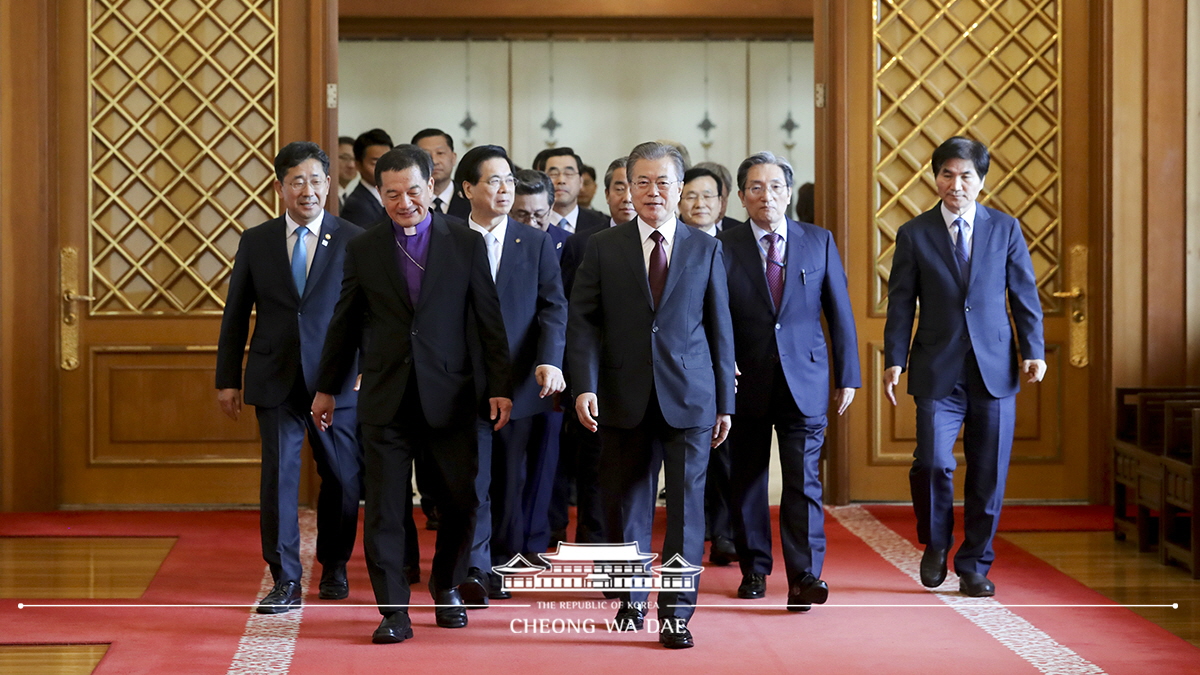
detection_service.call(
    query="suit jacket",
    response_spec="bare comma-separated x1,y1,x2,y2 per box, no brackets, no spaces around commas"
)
339,182,386,228
719,218,860,417
576,207,608,234
447,193,471,220
316,212,512,427
545,224,569,260
560,217,619,299
567,219,736,430
216,212,363,408
719,216,743,232
488,218,568,419
884,202,1044,399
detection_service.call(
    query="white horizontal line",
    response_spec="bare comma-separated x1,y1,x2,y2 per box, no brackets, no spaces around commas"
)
18,603,529,609
671,603,1180,609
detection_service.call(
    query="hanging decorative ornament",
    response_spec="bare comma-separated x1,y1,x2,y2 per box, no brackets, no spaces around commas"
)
541,39,560,147
460,38,476,149
781,38,797,154
697,39,715,156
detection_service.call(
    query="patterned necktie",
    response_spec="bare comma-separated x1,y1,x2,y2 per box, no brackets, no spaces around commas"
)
648,230,667,309
953,217,971,281
292,226,309,295
764,232,784,311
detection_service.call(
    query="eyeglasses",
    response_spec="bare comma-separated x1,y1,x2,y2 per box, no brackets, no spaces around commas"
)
545,168,579,179
745,182,789,199
285,177,328,191
632,179,678,193
479,176,516,188
515,208,550,223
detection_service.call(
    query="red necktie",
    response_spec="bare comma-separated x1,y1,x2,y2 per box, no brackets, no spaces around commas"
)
765,232,784,311
648,230,667,309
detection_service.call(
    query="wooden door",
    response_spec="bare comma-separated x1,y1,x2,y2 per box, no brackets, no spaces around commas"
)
55,0,336,506
823,0,1095,501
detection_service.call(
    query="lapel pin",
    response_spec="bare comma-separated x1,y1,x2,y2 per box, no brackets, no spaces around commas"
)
325,233,331,240
515,238,521,244
557,242,563,249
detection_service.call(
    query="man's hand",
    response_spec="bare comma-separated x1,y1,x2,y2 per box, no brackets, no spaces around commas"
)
734,363,742,393
354,374,362,391
535,365,566,398
834,388,856,416
883,366,902,406
311,392,336,432
1023,359,1047,383
217,388,242,421
489,397,513,431
712,414,732,448
576,392,599,432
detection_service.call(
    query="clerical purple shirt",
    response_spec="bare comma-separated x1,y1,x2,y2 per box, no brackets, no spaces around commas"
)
392,211,433,306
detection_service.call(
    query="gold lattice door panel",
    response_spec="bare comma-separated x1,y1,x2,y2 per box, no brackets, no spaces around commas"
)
872,0,1062,316
88,0,278,315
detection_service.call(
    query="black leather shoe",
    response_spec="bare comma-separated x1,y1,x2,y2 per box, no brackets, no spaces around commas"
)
256,580,301,614
319,564,349,600
404,565,421,585
458,568,489,608
372,612,413,644
613,601,645,631
920,547,949,588
658,616,694,649
431,585,468,628
709,537,738,566
958,572,996,597
486,571,512,600
787,573,828,611
548,529,566,549
737,573,767,599
425,506,440,531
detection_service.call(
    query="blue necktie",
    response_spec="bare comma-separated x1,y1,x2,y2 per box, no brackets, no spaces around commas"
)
953,218,970,281
292,226,309,295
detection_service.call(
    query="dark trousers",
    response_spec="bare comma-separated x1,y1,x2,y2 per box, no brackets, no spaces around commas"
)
254,376,361,584
704,439,733,542
600,394,710,621
521,410,562,554
550,407,605,544
360,376,479,615
729,366,828,584
487,415,538,565
911,351,1016,577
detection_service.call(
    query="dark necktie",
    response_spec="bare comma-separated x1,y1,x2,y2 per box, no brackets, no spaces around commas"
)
764,232,784,311
953,217,970,281
433,197,444,213
648,230,667,309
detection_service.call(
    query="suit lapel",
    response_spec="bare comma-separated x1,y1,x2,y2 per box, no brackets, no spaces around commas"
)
416,214,450,312
375,222,414,312
778,219,806,316
928,205,966,288
657,220,691,309
301,212,338,301
731,225,774,311
495,217,521,296
619,223,655,309
966,204,993,289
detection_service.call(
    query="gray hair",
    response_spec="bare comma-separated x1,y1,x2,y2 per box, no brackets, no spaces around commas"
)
603,156,629,190
736,151,795,191
625,142,685,184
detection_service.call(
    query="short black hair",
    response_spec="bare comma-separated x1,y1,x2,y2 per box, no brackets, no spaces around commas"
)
411,128,455,152
453,145,514,188
353,128,393,162
931,136,990,177
337,135,354,146
532,147,582,173
514,169,555,207
682,166,724,197
581,164,596,181
374,144,434,186
274,141,329,181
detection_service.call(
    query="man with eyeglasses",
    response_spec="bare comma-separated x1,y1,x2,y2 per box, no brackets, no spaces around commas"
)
336,135,359,209
532,147,607,235
512,169,569,256
718,151,860,612
217,141,366,616
568,141,735,649
694,161,742,231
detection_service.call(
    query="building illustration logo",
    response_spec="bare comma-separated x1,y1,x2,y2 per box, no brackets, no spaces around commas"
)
492,542,703,592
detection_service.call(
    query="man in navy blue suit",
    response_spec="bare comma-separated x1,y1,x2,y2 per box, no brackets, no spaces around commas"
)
568,142,736,649
454,147,568,605
720,152,860,611
884,136,1045,598
216,141,364,613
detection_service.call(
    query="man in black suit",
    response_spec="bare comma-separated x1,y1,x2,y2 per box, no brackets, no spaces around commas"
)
216,142,364,614
720,152,861,611
336,135,359,209
339,128,392,227
311,145,513,644
513,169,569,254
412,128,470,220
532,147,607,235
568,142,736,649
453,147,568,604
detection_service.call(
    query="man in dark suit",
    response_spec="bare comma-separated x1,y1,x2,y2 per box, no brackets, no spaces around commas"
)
216,141,364,614
719,152,861,611
513,169,569,254
311,145,513,643
532,147,607,235
339,128,392,227
568,142,736,649
412,128,470,220
883,136,1045,598
452,147,568,604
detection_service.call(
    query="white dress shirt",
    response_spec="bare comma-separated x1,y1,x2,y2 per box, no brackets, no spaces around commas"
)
695,222,718,237
468,216,507,280
750,218,788,272
285,212,321,275
557,205,581,234
638,217,677,273
338,175,360,206
434,184,454,213
940,200,976,257
365,182,383,206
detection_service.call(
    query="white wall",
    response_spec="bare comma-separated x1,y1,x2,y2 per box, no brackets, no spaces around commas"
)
339,39,815,221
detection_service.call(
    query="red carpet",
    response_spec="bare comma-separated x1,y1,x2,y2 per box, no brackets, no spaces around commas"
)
0,506,1193,674
862,504,1115,532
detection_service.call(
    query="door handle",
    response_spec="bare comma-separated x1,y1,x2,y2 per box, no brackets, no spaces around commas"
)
1059,245,1088,368
60,248,89,370
1051,287,1083,299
